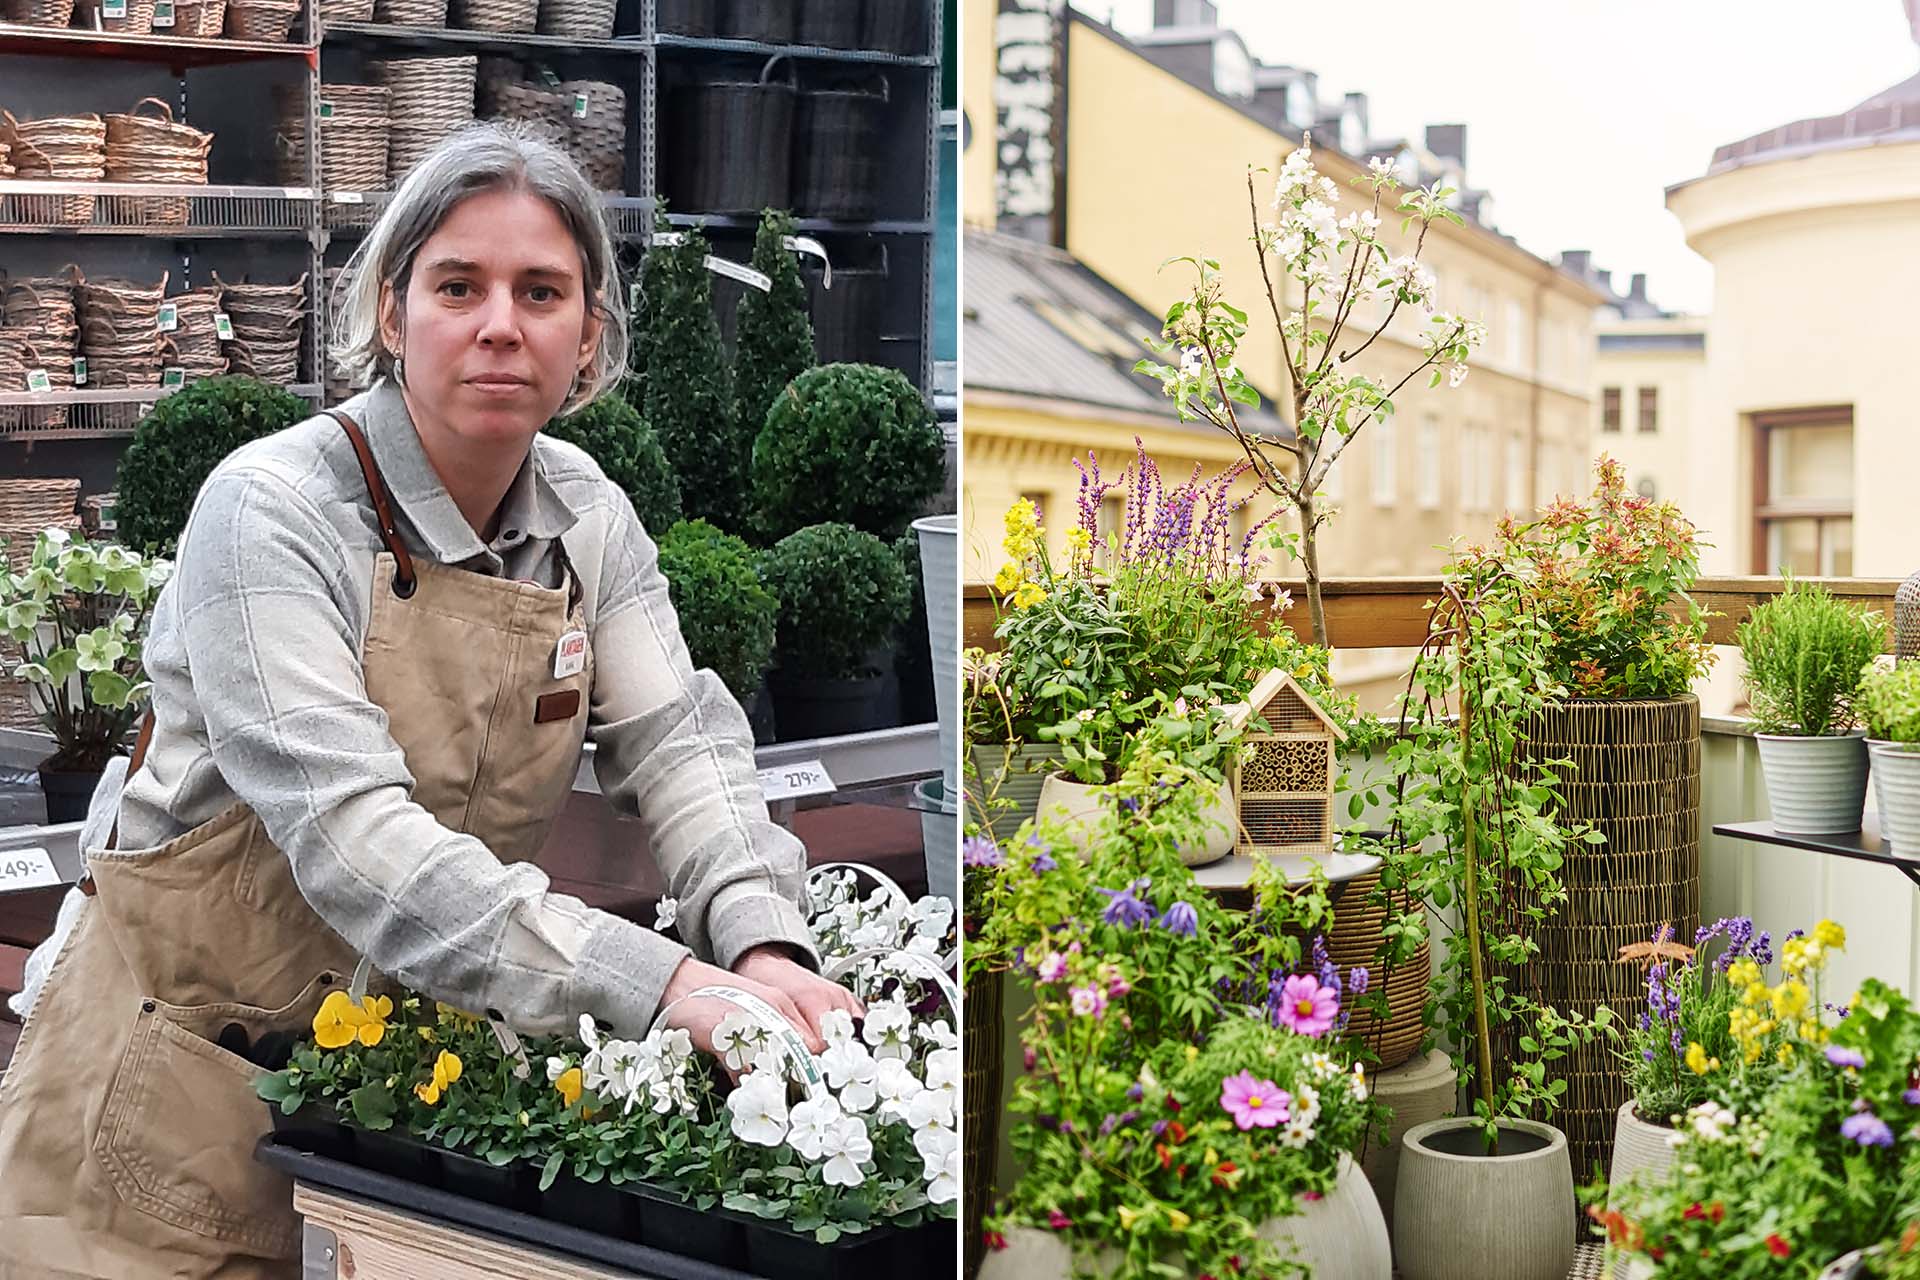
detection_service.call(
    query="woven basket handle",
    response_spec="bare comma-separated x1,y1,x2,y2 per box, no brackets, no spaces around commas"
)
60,263,85,286
647,983,824,1090
760,54,796,89
823,946,959,1013
130,97,175,125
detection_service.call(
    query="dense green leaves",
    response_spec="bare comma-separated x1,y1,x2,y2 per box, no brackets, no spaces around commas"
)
758,522,910,679
541,395,683,534
731,210,816,458
656,519,777,701
633,215,741,529
1739,578,1888,735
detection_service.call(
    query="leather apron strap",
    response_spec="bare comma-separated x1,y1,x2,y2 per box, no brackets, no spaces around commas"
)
326,408,418,599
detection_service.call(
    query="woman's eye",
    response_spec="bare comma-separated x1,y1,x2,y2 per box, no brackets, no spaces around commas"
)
440,281,471,299
529,286,558,303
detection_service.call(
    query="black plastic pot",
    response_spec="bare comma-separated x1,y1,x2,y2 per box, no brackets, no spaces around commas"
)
38,765,103,825
861,0,921,54
439,1147,539,1214
747,678,778,746
267,1102,354,1161
795,0,860,48
896,642,935,724
352,1127,441,1189
793,77,888,220
720,0,791,42
655,0,717,35
802,256,889,366
542,1171,638,1240
664,57,796,214
768,666,892,740
745,1220,917,1280
625,1184,748,1267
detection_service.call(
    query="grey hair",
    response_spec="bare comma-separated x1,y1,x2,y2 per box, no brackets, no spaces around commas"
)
328,121,627,415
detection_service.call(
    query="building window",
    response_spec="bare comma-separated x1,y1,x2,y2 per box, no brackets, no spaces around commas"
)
1638,387,1658,434
1752,407,1854,577
1505,299,1525,367
1504,434,1526,512
1019,491,1048,529
1371,419,1397,506
1097,493,1126,565
1418,417,1442,510
1601,387,1622,433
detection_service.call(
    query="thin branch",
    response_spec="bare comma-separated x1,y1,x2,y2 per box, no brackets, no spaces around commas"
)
1340,214,1435,365
1247,172,1298,409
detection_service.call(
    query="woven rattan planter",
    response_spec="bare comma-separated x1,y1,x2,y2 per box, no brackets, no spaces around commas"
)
171,0,226,34
793,76,887,220
0,479,81,525
963,968,1001,1280
104,98,213,227
795,0,859,49
1497,695,1702,1189
373,56,478,183
280,83,391,191
559,79,625,191
316,0,371,20
1319,869,1429,1071
374,0,446,22
0,0,78,27
6,112,106,225
664,58,794,213
450,0,532,31
534,0,611,37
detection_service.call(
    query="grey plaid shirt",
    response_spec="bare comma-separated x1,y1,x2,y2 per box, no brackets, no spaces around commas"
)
111,379,815,1036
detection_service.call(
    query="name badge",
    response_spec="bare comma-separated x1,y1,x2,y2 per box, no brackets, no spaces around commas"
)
553,629,587,679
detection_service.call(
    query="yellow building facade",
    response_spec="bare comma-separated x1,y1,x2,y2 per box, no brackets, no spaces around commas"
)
1592,313,1708,517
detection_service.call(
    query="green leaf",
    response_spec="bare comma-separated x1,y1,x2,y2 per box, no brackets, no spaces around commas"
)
348,1082,396,1131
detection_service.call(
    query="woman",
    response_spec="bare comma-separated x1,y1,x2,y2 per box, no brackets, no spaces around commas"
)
0,125,858,1279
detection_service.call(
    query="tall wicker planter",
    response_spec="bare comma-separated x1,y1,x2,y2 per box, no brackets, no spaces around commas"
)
1499,695,1702,1186
963,968,1003,1280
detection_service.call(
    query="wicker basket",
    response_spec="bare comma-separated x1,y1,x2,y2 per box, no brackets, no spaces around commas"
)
534,0,612,39
104,98,214,227
171,0,226,33
559,79,625,192
316,0,371,20
373,56,478,184
449,0,532,31
373,0,446,24
279,84,391,192
6,112,106,226
962,968,1002,1280
0,0,77,27
0,479,81,526
225,0,299,38
73,0,159,33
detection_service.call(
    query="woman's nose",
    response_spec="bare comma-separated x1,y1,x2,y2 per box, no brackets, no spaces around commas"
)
475,286,521,346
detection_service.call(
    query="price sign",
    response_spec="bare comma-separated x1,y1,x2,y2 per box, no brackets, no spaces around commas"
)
0,847,61,893
704,255,771,292
103,0,126,17
757,759,836,803
153,0,174,26
214,312,234,341
156,302,179,332
25,368,51,393
71,356,87,386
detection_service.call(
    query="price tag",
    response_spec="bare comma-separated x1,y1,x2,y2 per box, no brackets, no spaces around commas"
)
704,255,771,292
783,234,832,289
757,759,836,802
331,190,365,205
102,0,126,17
71,356,87,386
571,92,589,119
0,847,62,893
161,367,186,389
214,312,234,341
156,302,179,332
137,402,153,419
25,368,51,393
152,0,174,25
318,100,335,120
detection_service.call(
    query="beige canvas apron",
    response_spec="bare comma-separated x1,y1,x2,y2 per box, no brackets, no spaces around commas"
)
0,410,595,1279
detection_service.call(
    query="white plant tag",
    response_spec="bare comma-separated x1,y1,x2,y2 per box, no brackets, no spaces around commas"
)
571,92,589,119
161,367,186,389
153,0,174,26
652,230,685,247
758,759,835,802
157,302,179,332
783,235,832,289
214,312,234,340
331,190,364,204
71,356,87,386
25,368,51,393
102,0,126,17
704,255,771,292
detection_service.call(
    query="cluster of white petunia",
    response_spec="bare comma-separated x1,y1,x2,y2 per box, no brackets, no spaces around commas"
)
805,870,955,968
547,1014,700,1118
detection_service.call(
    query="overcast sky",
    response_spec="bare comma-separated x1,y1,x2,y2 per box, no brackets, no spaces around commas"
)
1100,0,1917,314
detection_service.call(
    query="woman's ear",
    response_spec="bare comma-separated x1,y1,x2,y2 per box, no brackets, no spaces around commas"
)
378,283,403,359
578,299,604,373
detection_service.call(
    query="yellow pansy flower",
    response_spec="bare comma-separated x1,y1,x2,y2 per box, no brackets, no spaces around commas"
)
1167,1209,1191,1233
1814,919,1846,950
1011,582,1047,610
1684,1042,1716,1075
414,1050,463,1106
312,990,392,1050
554,1065,585,1107
1777,1042,1795,1066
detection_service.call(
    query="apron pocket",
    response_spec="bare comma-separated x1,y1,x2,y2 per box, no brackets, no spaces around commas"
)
92,990,323,1259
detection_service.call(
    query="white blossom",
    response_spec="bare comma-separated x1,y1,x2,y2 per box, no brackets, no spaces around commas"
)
925,1141,959,1205
653,896,679,931
862,997,914,1061
820,1115,873,1188
907,1086,956,1140
787,1090,846,1162
821,1007,858,1049
872,1057,924,1122
924,1047,960,1109
910,896,954,937
1293,1084,1321,1125
1306,1053,1340,1082
918,1018,958,1050
727,1071,790,1147
714,1011,769,1073
1366,155,1396,182
820,1035,876,1091
1280,1118,1315,1149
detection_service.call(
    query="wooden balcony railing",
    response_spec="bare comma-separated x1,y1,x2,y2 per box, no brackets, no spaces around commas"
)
962,577,1909,652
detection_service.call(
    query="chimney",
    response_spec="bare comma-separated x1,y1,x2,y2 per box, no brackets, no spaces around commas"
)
1597,270,1614,297
1343,91,1369,153
1629,273,1648,302
1560,249,1591,277
1425,123,1467,167
1153,0,1217,26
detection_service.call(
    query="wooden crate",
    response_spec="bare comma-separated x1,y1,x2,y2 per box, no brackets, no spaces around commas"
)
293,1183,641,1279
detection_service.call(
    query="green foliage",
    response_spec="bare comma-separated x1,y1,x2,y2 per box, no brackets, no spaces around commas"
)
1861,661,1920,744
113,375,309,555
750,363,944,542
542,395,683,534
1737,578,1887,735
0,531,171,770
634,216,742,530
758,522,909,680
732,210,815,454
893,528,931,675
657,519,778,702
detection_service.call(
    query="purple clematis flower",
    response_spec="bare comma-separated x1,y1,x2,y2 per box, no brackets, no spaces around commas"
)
1825,1046,1866,1070
1098,878,1154,929
1158,901,1199,936
1842,1110,1895,1148
962,836,1003,868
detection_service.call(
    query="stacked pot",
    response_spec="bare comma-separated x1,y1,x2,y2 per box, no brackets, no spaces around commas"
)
104,98,214,228
225,0,301,38
78,272,169,388
373,0,445,26
450,0,533,33
0,272,79,430
277,83,390,193
0,0,79,27
73,0,158,33
6,111,106,225
224,283,305,387
372,56,477,186
559,79,625,192
481,75,572,148
167,286,230,382
535,0,612,39
664,57,793,213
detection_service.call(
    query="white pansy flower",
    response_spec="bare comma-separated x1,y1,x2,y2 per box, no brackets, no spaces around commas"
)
924,1047,960,1107
821,1034,876,1091
918,1019,958,1050
820,1115,873,1188
873,1057,924,1122
787,1091,846,1162
714,1011,768,1073
653,896,679,931
905,932,944,960
837,1055,881,1115
546,1056,573,1084
1280,1118,1315,1149
925,1141,959,1206
821,1007,857,1048
910,896,954,936
915,1121,958,1173
907,1086,956,1139
862,997,914,1061
727,1070,790,1147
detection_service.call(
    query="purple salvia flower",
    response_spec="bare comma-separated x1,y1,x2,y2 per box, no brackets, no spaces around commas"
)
1348,967,1370,996
962,836,1004,869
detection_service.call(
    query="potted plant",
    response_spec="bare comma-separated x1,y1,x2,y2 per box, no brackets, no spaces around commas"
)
731,209,816,450
656,519,779,742
749,362,946,543
1860,660,1920,856
0,529,171,823
1738,578,1887,835
759,521,910,739
542,394,683,535
969,756,1389,1280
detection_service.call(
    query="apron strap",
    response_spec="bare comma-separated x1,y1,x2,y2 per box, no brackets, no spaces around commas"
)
79,709,157,895
325,409,418,600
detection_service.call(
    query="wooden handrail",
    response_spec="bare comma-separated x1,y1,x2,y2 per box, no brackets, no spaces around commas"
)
962,576,1908,653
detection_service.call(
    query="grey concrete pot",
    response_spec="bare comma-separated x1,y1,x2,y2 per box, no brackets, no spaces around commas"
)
1394,1117,1574,1280
1606,1100,1677,1208
1359,1048,1456,1241
1756,731,1869,835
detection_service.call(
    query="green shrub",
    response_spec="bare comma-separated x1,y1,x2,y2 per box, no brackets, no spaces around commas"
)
1737,578,1887,735
750,363,944,542
114,376,309,555
894,527,929,665
633,215,741,529
656,520,777,702
759,522,909,680
1860,661,1920,744
732,209,815,453
542,396,682,534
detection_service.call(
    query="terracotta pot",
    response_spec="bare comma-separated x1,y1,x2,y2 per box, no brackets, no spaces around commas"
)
1034,770,1233,867
1394,1118,1574,1280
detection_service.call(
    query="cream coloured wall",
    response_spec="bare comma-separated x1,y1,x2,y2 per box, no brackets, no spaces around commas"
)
1593,315,1708,516
962,0,998,229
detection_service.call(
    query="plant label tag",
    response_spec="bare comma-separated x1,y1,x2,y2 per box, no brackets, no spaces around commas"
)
758,759,835,802
331,190,364,204
25,368,51,393
783,234,832,288
537,64,561,88
571,92,589,119
152,0,174,24
161,367,186,389
71,356,87,385
102,0,126,17
704,255,771,293
627,280,642,311
0,848,60,893
318,100,335,120
156,302,179,332
487,1016,533,1079
214,312,234,340
652,230,684,247
553,630,587,679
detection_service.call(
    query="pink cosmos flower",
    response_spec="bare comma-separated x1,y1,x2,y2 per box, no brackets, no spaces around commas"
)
1220,1070,1290,1131
1276,974,1339,1038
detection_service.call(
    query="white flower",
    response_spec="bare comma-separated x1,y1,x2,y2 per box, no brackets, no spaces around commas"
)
1306,1053,1339,1082
907,1087,956,1140
787,1090,846,1162
1350,1063,1368,1100
1180,347,1205,379
924,1047,960,1108
1339,208,1382,237
1293,1084,1321,1125
918,1018,958,1050
837,1058,881,1115
821,1007,858,1049
862,997,914,1061
820,1115,873,1188
915,1120,958,1172
1244,581,1264,604
1366,155,1396,181
925,1141,959,1205
546,1055,573,1084
1271,588,1294,615
727,1070,790,1147
905,932,943,960
653,896,679,931
1447,364,1469,388
714,1011,768,1073
1280,1118,1315,1149
873,1056,924,1122
850,920,898,952
820,1035,876,1091
910,895,955,938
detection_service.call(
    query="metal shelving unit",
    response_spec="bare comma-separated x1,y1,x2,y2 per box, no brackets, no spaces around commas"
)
653,32,935,66
0,383,323,441
0,180,316,234
0,22,318,64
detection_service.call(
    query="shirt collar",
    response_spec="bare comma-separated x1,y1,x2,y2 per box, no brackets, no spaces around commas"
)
354,379,578,565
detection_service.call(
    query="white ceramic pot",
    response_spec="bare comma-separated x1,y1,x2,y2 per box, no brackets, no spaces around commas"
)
978,1154,1391,1280
1756,731,1869,835
912,514,958,796
1606,1100,1676,1207
1870,742,1920,857
1358,1048,1456,1239
1394,1117,1575,1280
1035,770,1234,867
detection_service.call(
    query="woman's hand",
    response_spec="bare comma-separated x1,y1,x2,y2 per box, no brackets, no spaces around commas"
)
733,943,865,1052
657,955,819,1063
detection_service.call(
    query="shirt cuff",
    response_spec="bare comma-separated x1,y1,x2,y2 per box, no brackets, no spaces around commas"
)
707,881,821,973
574,913,692,1038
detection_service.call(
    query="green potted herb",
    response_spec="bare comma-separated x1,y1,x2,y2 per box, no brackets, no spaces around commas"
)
656,519,778,743
758,521,910,739
1861,660,1920,856
1737,578,1887,834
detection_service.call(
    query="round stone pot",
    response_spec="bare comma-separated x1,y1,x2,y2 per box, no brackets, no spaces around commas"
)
1870,742,1920,856
1394,1117,1574,1280
978,1155,1390,1280
1358,1049,1456,1238
1035,770,1233,867
1606,1100,1677,1207
1756,731,1869,835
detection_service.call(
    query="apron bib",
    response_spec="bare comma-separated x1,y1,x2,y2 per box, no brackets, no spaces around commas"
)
0,411,593,1279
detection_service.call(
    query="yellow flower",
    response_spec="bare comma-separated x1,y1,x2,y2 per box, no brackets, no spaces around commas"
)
1777,1042,1795,1066
1064,527,1092,565
1684,1042,1715,1075
414,1050,463,1106
436,1002,484,1027
1011,582,1047,610
1117,1206,1142,1232
1772,980,1811,1020
1004,498,1040,541
1727,958,1761,989
312,990,392,1050
1800,1018,1824,1043
1186,1044,1200,1061
1744,981,1771,1007
554,1066,584,1107
417,1026,437,1042
1003,532,1037,562
993,561,1024,595
1167,1209,1191,1233
1814,919,1847,950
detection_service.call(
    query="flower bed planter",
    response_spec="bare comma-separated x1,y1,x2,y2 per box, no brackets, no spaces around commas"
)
439,1146,539,1215
1606,1100,1676,1208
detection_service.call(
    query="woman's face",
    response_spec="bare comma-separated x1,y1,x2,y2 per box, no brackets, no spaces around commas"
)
380,187,602,452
